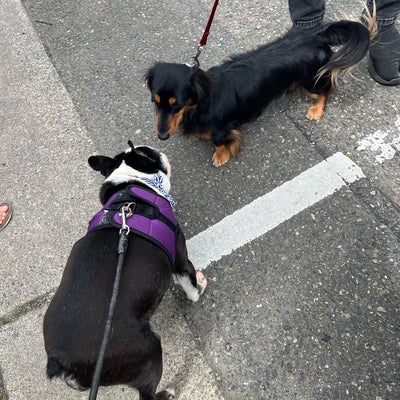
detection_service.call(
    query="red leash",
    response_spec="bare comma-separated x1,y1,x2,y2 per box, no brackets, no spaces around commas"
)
199,0,219,47
189,0,219,67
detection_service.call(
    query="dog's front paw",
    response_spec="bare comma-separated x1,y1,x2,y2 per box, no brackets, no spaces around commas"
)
212,147,230,167
196,270,208,296
306,106,324,120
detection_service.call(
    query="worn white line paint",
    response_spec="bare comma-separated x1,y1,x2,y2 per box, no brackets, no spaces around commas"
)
187,152,365,270
357,115,400,163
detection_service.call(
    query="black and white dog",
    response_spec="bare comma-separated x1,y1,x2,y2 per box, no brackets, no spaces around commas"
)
43,142,207,400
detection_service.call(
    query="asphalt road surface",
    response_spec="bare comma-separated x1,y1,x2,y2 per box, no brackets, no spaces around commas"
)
1,0,399,399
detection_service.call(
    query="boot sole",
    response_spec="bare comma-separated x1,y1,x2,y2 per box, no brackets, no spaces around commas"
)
368,57,400,86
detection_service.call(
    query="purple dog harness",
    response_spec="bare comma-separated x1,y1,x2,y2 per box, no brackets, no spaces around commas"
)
87,185,178,265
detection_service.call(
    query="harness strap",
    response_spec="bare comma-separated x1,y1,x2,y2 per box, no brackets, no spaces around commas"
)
87,185,178,265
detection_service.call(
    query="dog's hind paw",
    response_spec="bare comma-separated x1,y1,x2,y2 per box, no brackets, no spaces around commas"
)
156,387,175,399
65,376,87,391
196,270,208,296
306,93,327,121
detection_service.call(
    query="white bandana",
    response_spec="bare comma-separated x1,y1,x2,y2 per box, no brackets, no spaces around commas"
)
105,162,175,206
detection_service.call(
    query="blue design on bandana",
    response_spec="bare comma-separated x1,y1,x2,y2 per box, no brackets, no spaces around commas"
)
140,173,176,207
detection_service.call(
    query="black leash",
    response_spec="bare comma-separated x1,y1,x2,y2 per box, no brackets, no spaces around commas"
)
88,202,134,400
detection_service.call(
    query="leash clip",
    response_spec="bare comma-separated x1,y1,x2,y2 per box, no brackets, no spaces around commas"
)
186,0,219,68
193,45,203,67
119,202,135,236
185,45,203,68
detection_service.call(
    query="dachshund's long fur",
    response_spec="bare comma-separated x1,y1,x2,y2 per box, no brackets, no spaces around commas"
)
146,19,373,166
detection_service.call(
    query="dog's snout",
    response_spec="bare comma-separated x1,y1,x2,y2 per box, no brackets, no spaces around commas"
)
156,113,175,140
158,132,170,140
155,105,185,141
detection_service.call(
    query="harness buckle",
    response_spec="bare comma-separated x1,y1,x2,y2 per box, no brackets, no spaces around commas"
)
119,202,136,235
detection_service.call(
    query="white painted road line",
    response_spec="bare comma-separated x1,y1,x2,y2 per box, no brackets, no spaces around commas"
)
187,152,365,270
357,115,400,164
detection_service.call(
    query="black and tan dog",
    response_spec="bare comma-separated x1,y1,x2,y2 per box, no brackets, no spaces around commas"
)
43,143,207,400
146,18,374,167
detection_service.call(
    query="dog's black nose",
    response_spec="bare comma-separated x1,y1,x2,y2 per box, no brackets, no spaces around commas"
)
158,132,170,140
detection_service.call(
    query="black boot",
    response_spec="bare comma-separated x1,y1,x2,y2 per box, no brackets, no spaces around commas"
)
368,23,400,86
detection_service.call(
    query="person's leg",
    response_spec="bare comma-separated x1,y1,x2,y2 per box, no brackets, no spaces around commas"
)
373,0,400,22
367,0,400,85
288,0,325,30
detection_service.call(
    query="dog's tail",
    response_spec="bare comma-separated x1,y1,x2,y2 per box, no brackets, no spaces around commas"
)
316,6,376,87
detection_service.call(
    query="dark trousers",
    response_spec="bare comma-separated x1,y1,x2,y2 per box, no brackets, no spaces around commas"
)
288,0,400,27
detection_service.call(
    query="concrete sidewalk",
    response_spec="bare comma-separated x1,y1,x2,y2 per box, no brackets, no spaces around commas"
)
0,0,223,399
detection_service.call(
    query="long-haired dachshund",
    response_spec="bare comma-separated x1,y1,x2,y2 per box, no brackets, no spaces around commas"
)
146,18,374,167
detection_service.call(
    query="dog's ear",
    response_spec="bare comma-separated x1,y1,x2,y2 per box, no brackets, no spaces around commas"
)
189,67,209,105
88,155,118,176
144,67,154,90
